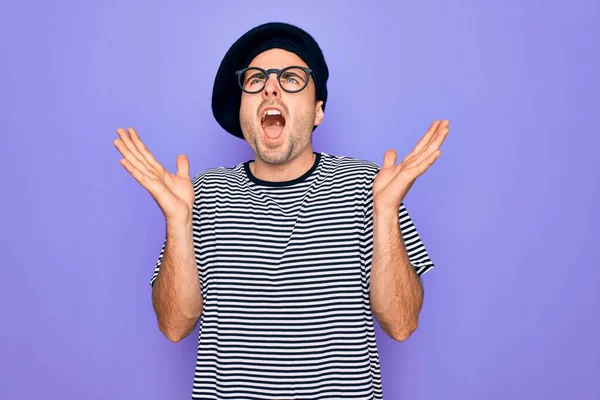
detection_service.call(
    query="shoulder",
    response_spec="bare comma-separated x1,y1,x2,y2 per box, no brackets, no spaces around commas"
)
190,161,247,190
319,152,381,182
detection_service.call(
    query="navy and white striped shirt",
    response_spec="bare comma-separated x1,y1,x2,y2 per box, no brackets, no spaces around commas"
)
150,152,434,399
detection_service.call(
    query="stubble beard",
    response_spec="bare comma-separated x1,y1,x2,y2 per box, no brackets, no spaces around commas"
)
240,111,315,165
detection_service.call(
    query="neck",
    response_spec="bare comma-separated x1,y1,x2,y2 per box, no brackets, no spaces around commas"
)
250,146,316,182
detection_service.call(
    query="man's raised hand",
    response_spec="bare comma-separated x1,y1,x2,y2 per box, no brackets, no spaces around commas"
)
113,128,194,224
373,120,450,213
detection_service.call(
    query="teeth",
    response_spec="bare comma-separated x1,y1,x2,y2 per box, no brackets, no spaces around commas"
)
263,109,282,117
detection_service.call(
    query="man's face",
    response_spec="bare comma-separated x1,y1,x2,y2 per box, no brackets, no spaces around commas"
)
239,48,324,165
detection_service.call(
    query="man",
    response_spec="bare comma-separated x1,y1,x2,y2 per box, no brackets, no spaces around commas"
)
114,21,449,400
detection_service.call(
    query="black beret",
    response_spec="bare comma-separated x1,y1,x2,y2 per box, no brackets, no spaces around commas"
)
211,22,329,139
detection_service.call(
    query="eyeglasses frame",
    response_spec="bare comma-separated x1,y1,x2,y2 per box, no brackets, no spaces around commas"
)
235,65,315,94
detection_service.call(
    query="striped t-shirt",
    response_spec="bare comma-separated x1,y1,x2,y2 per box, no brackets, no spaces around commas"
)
150,152,434,399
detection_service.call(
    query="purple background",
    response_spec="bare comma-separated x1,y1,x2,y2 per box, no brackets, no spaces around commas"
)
1,0,599,399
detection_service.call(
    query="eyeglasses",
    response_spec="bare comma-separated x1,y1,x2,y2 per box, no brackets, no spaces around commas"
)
235,66,313,94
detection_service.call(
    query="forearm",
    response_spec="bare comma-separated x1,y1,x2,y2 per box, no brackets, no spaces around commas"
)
152,219,202,342
370,207,423,341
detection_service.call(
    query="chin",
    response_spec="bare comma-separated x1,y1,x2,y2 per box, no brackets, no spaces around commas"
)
255,135,295,165
256,146,295,165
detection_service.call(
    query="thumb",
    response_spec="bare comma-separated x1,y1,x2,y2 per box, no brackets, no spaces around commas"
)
176,154,190,177
382,149,397,168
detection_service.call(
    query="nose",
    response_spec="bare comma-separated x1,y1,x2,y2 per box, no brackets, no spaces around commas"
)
262,72,280,99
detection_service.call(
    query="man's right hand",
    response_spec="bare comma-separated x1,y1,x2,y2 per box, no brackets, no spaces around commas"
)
113,128,194,224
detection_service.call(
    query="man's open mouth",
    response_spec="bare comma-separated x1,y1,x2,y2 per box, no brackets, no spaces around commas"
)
261,108,286,139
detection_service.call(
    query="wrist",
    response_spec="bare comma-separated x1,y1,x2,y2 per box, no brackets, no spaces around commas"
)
166,218,193,236
373,205,399,231
374,203,399,220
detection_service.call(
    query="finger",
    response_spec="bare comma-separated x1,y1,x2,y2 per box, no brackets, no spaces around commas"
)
120,158,151,188
176,154,190,178
413,119,450,159
114,137,155,177
413,150,441,176
430,121,450,150
410,120,441,156
382,149,397,168
127,128,166,176
414,123,450,164
120,157,171,201
116,128,153,172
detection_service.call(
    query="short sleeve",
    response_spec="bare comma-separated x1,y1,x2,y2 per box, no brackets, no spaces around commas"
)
362,171,435,277
149,238,167,288
396,203,435,276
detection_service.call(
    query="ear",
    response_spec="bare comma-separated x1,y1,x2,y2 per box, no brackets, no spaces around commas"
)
313,100,324,126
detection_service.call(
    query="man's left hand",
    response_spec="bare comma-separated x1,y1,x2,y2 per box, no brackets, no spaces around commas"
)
373,120,450,213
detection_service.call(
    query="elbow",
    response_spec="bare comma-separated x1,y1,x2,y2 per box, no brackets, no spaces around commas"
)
164,330,187,343
158,312,200,343
390,322,418,342
160,323,193,343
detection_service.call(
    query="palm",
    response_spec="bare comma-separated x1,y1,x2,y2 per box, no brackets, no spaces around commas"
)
114,128,194,223
373,120,450,211
149,164,195,220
